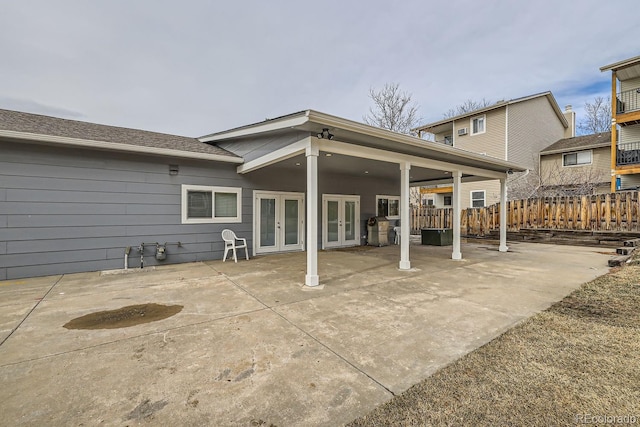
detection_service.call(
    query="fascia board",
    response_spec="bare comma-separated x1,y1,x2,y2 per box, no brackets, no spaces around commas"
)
317,139,509,180
0,130,243,163
540,142,610,156
308,112,524,173
199,114,310,142
600,55,640,72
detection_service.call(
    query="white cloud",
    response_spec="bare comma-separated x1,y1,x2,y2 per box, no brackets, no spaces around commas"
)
0,0,637,136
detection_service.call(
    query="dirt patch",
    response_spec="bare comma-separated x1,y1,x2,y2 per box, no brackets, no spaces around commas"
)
63,303,183,330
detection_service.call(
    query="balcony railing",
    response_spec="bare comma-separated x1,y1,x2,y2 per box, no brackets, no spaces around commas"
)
617,88,640,114
617,141,640,166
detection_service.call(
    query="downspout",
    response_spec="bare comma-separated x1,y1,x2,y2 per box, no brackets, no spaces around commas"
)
505,104,509,161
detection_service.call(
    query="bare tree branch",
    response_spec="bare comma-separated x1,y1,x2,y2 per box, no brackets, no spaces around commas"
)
443,98,493,118
363,83,420,135
577,96,611,135
507,153,608,199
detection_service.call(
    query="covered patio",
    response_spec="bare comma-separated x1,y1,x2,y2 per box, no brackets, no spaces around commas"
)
202,110,526,286
0,241,609,426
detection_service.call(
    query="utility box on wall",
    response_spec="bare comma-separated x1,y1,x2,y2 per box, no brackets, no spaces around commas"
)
421,228,453,246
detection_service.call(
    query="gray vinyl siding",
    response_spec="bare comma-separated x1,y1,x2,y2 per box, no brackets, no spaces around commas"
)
0,139,400,280
620,174,640,189
507,96,566,170
620,76,640,92
0,141,252,280
619,124,640,144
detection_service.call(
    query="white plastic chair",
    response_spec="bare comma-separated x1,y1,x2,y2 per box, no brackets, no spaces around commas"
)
222,229,249,262
394,226,401,245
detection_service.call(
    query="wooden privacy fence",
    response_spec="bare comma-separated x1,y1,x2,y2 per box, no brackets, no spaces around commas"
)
410,207,452,232
410,192,640,236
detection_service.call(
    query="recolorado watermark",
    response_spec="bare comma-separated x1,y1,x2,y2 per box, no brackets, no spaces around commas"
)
575,414,638,424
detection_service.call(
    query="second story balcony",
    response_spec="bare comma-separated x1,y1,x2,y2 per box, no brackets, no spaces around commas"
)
617,88,640,114
617,141,640,166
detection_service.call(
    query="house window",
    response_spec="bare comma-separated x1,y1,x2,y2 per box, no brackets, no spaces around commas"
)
181,185,242,224
563,150,592,167
471,190,485,208
376,195,400,219
471,115,486,135
443,195,452,206
444,135,453,146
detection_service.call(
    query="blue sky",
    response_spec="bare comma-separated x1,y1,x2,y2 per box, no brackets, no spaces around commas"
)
0,0,638,137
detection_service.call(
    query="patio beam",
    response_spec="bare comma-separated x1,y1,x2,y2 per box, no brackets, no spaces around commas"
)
317,139,506,180
305,141,320,287
399,162,411,270
452,170,462,260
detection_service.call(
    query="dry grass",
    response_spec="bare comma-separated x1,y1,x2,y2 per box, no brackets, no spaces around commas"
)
347,262,640,426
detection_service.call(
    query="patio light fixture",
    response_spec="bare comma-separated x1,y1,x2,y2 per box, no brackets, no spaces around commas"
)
317,128,334,140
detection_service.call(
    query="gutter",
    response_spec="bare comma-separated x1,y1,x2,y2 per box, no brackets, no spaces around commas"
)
0,130,244,164
307,110,526,173
540,143,611,156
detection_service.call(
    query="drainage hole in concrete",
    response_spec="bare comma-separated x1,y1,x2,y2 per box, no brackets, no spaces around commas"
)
63,303,183,330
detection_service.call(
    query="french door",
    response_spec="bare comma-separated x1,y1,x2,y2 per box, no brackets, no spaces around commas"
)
322,195,360,249
254,191,305,254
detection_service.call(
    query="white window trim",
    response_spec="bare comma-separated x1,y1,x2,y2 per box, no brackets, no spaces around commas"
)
442,194,453,207
181,184,242,224
470,190,486,208
376,195,400,220
562,150,592,167
470,114,486,136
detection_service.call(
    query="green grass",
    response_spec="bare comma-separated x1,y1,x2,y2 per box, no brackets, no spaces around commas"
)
347,262,640,426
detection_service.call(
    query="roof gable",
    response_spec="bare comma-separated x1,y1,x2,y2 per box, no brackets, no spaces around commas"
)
414,91,568,132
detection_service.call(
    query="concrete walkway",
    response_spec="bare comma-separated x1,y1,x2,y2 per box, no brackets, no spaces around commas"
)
0,242,609,426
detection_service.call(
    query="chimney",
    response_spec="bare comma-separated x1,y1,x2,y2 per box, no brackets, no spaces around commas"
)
563,104,576,138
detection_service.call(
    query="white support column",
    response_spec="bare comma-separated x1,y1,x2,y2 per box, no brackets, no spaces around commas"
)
499,176,509,252
305,142,320,286
452,170,462,260
399,162,411,270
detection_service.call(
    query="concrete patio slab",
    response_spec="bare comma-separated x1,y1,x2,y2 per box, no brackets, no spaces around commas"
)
0,241,609,426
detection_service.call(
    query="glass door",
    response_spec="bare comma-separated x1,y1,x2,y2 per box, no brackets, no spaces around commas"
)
322,195,360,249
257,195,279,253
282,196,303,250
326,200,340,247
254,192,304,254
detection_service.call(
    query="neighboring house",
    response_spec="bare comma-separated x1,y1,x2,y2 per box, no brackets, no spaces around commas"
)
413,92,575,209
539,132,611,195
600,55,640,191
0,108,524,281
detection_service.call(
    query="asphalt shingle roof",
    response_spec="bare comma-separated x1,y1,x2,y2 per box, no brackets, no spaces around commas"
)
540,132,611,154
0,108,238,158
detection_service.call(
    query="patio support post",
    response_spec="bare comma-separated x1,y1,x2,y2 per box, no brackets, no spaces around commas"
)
305,142,320,287
452,170,462,260
399,162,411,270
499,176,509,252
